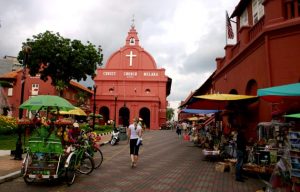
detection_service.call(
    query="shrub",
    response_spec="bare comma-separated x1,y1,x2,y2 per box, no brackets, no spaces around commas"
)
79,123,113,133
0,115,18,135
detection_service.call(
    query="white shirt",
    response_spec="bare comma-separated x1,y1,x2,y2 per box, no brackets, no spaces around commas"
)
128,123,142,139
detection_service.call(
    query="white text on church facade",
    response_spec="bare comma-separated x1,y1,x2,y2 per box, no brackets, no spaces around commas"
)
124,71,137,77
143,72,158,76
103,72,116,76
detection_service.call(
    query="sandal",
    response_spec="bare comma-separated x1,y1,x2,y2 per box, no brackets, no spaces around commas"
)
131,162,134,168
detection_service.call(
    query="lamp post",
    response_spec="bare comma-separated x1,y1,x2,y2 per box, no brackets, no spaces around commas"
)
92,85,97,130
15,45,31,160
114,96,117,129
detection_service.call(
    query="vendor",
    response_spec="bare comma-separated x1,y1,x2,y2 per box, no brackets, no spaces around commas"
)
236,128,246,182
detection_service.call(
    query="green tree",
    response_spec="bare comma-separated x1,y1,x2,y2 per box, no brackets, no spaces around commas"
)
75,91,88,107
166,108,175,121
18,31,103,87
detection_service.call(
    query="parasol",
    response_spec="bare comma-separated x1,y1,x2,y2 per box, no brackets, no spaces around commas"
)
58,107,87,116
19,95,75,111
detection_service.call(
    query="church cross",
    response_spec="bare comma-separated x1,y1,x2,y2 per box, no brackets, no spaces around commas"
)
126,50,136,66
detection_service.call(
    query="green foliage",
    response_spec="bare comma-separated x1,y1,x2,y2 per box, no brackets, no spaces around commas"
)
0,134,19,150
79,123,112,134
166,108,175,121
18,31,103,87
0,116,18,135
94,124,113,133
0,134,30,150
0,81,13,88
75,91,88,107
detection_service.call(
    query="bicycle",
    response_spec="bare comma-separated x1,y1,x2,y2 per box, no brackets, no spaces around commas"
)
64,143,94,186
82,130,104,169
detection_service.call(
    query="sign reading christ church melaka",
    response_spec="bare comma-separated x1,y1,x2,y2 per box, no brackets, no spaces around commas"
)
102,71,159,77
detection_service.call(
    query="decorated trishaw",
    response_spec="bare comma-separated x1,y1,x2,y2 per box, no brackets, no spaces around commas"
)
19,95,96,185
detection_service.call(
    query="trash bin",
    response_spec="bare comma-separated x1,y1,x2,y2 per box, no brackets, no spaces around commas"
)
118,127,127,141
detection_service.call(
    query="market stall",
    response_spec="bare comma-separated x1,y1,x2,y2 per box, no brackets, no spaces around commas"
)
257,83,300,191
192,94,258,160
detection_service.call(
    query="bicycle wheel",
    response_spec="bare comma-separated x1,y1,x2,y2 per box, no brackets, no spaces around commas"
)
93,147,103,169
65,154,76,186
23,175,35,184
77,154,94,175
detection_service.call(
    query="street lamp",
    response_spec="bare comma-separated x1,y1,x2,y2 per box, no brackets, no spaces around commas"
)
19,45,31,119
114,96,118,129
15,45,31,160
92,85,97,130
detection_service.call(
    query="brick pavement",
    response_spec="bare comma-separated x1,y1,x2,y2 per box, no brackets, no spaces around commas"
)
70,130,265,191
0,130,266,191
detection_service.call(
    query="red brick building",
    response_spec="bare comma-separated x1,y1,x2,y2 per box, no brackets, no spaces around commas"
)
0,68,93,118
93,25,171,129
181,0,300,139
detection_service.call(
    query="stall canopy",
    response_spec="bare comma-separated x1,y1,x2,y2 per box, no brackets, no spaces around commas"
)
284,113,300,118
189,94,258,110
181,109,219,114
257,83,300,102
194,94,257,101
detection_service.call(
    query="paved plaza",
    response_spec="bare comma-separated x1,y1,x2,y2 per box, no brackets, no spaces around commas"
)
0,130,265,191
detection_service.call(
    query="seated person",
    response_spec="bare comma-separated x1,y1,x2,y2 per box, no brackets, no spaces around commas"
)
68,122,81,143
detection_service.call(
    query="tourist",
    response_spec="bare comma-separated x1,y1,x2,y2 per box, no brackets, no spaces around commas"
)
176,122,182,137
127,117,143,168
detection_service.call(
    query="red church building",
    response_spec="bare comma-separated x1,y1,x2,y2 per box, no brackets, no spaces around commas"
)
93,24,171,130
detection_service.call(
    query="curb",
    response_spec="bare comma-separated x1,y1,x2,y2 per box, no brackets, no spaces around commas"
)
0,170,21,184
100,141,110,146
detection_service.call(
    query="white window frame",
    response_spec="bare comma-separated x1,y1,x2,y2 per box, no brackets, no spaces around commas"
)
240,8,249,27
252,0,265,24
31,84,39,95
8,88,13,96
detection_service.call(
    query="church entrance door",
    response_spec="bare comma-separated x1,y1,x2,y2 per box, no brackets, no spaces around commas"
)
139,107,150,129
99,106,110,125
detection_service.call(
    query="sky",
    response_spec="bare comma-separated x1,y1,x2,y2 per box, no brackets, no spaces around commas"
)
0,0,239,113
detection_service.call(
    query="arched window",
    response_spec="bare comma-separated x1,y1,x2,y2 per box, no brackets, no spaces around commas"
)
246,79,258,95
229,89,238,94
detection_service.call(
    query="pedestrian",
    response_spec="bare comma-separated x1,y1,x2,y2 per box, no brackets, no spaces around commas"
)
235,128,246,182
176,122,182,137
127,117,143,168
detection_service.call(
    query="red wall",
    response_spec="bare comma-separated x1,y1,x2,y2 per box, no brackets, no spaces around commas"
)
211,0,300,139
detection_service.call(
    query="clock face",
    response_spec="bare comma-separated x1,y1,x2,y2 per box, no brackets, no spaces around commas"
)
130,37,135,45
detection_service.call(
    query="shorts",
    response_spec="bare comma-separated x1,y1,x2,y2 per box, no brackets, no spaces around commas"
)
130,138,140,155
